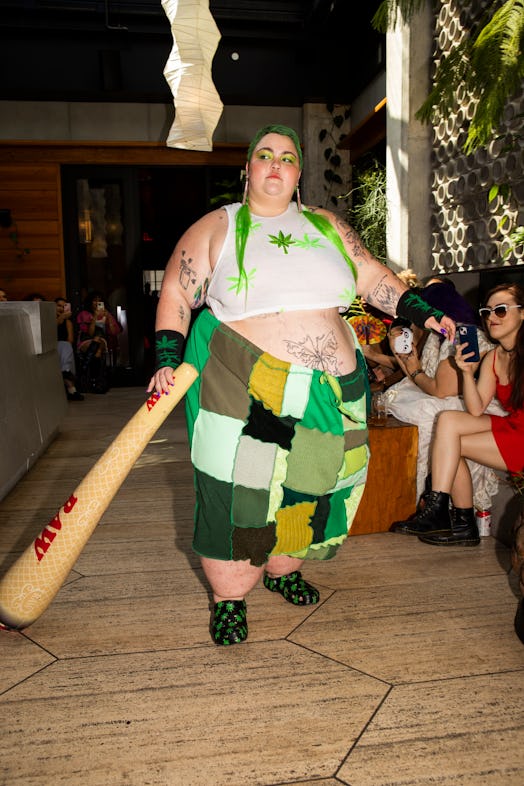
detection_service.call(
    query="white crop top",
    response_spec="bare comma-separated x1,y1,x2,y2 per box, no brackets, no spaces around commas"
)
206,202,357,321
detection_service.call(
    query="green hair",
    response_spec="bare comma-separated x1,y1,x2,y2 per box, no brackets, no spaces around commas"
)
246,124,303,169
233,125,357,295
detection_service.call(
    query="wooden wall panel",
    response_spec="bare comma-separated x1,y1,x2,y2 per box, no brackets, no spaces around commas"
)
0,190,60,220
0,163,64,300
0,165,59,190
0,250,63,278
0,141,246,302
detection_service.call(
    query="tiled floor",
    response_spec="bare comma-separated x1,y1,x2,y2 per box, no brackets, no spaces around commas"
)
1,388,523,786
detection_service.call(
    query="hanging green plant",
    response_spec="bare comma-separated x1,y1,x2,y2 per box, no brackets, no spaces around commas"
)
489,174,524,260
319,104,351,208
344,159,387,263
373,0,524,153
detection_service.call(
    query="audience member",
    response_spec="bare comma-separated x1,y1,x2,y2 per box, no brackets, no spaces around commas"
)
0,288,7,301
385,280,502,513
361,272,423,389
397,283,524,554
397,268,422,289
346,296,397,390
76,291,121,394
55,297,83,401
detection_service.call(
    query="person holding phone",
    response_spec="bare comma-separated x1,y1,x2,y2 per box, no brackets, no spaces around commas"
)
456,323,480,362
386,281,498,511
76,290,121,393
55,296,84,401
399,283,524,547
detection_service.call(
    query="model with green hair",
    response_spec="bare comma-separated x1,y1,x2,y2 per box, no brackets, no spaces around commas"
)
148,124,455,645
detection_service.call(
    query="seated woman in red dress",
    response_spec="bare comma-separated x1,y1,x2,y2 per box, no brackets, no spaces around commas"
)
400,283,524,550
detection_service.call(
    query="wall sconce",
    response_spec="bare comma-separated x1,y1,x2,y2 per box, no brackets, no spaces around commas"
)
161,0,223,151
76,179,93,244
89,188,108,258
78,209,93,244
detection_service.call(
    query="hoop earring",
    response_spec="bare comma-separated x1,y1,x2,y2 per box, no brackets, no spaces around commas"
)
242,175,249,206
296,182,302,212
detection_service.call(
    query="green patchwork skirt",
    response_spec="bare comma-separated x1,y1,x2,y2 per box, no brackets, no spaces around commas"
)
184,309,370,567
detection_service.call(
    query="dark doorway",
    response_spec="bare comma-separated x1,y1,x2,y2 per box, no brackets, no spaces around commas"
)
61,163,241,384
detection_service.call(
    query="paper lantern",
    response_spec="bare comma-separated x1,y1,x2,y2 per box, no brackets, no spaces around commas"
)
162,0,223,151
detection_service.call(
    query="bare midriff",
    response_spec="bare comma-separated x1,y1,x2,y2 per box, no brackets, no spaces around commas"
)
223,307,357,377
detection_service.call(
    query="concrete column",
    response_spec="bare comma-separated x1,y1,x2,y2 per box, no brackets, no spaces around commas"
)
386,4,432,277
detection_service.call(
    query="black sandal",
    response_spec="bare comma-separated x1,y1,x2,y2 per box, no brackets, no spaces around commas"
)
211,600,248,645
263,571,319,605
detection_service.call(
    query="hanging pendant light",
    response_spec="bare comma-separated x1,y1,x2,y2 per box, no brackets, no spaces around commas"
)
161,0,223,151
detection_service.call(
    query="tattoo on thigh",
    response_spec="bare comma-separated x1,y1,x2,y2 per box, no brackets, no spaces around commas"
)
284,330,341,374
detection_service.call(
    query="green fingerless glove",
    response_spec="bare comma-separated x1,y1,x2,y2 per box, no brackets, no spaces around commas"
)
154,330,185,372
396,289,444,329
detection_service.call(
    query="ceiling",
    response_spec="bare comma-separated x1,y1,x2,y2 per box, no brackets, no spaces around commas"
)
0,0,384,107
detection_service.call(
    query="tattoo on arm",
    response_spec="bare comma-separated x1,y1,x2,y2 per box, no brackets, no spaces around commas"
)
178,249,197,291
284,330,341,375
192,277,209,309
335,218,366,265
366,274,399,314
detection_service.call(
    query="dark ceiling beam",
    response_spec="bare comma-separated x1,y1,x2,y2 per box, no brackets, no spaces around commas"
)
211,0,305,24
0,0,384,107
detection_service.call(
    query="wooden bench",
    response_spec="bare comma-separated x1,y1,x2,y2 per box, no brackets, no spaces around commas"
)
350,417,418,535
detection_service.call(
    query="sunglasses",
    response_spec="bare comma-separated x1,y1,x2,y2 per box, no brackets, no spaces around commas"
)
479,304,522,319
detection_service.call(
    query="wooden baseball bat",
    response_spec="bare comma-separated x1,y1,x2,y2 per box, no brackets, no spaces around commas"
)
0,362,198,631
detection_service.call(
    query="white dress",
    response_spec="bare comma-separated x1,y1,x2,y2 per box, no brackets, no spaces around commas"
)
384,330,504,511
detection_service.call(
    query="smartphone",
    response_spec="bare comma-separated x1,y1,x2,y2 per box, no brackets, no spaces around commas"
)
97,301,105,311
393,326,413,354
457,324,480,362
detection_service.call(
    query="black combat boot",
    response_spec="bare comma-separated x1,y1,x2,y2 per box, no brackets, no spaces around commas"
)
391,491,452,536
390,475,432,534
419,506,480,546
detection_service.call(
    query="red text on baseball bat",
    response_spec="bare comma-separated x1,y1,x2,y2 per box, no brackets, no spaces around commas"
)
146,392,161,411
34,494,78,561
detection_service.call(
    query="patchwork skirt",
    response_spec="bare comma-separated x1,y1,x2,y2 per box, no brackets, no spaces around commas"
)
184,309,370,567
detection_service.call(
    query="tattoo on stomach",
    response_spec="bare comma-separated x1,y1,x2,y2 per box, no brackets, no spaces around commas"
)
284,330,341,374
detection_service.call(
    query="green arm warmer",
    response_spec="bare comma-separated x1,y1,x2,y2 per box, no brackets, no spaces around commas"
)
154,329,185,372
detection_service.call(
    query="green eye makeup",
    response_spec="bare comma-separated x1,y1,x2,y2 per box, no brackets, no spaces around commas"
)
254,148,298,165
255,149,273,160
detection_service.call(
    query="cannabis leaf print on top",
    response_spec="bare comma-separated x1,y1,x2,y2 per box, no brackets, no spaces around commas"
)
227,267,257,295
339,287,355,303
293,234,324,250
268,231,325,254
268,231,294,254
